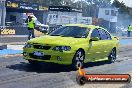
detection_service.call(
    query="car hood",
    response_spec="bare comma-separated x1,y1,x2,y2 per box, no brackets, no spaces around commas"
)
28,35,86,45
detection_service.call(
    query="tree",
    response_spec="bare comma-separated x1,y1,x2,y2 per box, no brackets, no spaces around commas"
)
22,0,75,6
84,0,112,17
86,0,111,7
61,0,75,6
112,0,121,8
21,0,113,17
112,0,132,27
112,0,129,14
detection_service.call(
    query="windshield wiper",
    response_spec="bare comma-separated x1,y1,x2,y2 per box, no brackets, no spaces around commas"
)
73,36,82,38
50,34,85,38
50,34,62,36
73,36,86,38
61,35,82,38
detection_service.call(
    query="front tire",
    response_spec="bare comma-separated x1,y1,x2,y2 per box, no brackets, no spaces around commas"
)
108,48,116,63
72,50,85,70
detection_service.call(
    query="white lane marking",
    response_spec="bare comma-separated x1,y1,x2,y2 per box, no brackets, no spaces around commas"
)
7,45,24,50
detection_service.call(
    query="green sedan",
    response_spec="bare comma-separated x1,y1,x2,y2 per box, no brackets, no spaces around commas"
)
23,24,119,69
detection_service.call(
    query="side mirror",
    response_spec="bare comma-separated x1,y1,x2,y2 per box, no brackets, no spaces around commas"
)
90,37,100,41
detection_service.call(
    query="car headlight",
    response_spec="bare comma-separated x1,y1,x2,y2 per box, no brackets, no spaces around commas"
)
24,43,32,48
53,46,71,51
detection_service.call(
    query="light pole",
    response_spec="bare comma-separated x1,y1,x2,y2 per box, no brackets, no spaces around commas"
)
0,0,6,26
81,0,82,9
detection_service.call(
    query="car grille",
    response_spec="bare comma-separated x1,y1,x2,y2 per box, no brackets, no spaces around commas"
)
29,53,51,60
33,45,51,50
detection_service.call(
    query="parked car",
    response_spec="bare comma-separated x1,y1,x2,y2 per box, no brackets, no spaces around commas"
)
23,24,119,70
122,29,127,36
35,20,49,34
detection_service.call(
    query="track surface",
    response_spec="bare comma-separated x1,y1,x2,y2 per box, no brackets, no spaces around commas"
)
0,45,132,88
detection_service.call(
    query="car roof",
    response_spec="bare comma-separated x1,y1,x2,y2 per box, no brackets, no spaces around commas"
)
64,24,100,29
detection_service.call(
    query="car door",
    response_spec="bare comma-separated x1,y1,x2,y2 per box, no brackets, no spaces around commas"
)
98,28,113,58
86,28,103,61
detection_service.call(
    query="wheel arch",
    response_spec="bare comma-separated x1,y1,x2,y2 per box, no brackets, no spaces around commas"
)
108,47,116,56
72,48,86,61
71,48,86,69
113,47,116,51
77,48,86,56
76,48,86,59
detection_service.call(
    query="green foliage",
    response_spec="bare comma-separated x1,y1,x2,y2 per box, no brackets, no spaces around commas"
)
112,0,121,8
112,0,129,14
86,0,111,6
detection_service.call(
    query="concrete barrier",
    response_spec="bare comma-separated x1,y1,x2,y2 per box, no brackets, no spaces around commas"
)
0,27,28,35
0,26,44,37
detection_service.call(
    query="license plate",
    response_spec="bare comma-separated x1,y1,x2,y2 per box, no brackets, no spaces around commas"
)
34,51,44,56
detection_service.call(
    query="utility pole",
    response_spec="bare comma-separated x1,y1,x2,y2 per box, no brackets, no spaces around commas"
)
0,0,6,26
80,0,82,8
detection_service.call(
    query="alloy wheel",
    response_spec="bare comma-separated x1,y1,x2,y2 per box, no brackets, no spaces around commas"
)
108,49,116,63
72,50,85,70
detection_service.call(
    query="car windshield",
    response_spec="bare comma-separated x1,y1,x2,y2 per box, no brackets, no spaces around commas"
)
49,26,89,38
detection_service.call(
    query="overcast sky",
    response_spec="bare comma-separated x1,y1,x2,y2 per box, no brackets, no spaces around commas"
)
76,0,132,7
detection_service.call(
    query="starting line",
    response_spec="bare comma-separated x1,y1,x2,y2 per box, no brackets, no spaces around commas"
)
0,49,22,55
0,45,23,55
0,39,132,55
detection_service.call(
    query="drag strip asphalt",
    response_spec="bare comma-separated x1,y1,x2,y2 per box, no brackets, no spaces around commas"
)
0,44,132,88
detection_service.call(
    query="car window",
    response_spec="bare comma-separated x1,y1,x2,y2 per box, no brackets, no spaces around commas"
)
49,26,89,38
104,30,112,40
98,29,112,40
91,29,101,39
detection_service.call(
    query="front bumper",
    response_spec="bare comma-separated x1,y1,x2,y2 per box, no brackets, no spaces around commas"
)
23,48,75,65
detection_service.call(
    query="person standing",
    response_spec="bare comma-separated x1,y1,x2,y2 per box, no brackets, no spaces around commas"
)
127,25,132,37
26,16,35,40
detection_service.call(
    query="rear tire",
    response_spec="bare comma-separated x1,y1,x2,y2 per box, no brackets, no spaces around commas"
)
72,50,85,70
108,48,116,63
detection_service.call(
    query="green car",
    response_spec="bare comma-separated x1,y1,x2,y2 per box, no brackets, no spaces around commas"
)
23,24,119,69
